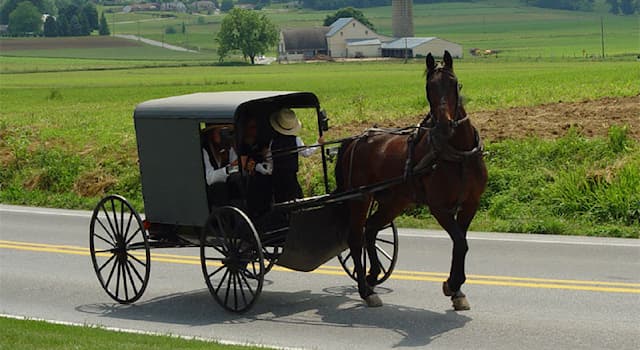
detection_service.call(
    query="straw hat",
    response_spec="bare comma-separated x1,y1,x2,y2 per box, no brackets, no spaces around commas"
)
270,108,301,136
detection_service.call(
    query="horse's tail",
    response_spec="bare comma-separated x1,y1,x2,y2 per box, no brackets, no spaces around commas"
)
334,138,356,193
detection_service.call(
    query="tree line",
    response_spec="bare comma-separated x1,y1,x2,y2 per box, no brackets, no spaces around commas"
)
1,0,110,36
300,0,471,10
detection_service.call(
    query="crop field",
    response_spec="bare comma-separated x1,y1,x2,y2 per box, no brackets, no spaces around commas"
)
90,1,639,58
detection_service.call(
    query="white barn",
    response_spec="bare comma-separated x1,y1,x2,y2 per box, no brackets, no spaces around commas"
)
278,17,463,61
381,37,463,58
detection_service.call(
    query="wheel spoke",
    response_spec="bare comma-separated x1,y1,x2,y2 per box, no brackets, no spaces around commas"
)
123,260,139,295
101,206,118,240
94,248,116,254
238,269,255,296
95,217,116,243
379,262,388,276
205,257,225,262
125,228,141,246
375,244,393,261
122,259,129,300
115,260,122,299
93,233,115,248
207,265,226,279
119,201,125,241
98,254,116,272
104,256,119,288
127,252,147,267
241,266,258,280
376,237,395,245
224,270,232,307
236,272,248,307
126,259,145,283
110,199,120,236
210,244,227,256
215,269,229,295
232,271,238,310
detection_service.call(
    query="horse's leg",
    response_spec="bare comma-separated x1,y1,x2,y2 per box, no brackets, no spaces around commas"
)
431,209,470,311
347,198,382,307
364,197,407,286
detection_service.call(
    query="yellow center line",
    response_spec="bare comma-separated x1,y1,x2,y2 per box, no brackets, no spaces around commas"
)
1,240,639,294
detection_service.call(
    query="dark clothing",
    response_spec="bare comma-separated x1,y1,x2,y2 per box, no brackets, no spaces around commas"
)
271,135,299,173
273,172,303,203
272,134,302,203
241,142,273,218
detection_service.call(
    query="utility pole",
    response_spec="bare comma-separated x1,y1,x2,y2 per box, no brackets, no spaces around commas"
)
404,37,408,63
600,16,605,59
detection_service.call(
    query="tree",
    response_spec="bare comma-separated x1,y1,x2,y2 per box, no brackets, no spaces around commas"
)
43,14,57,36
8,1,42,35
98,12,109,35
69,14,82,36
323,7,375,30
606,0,620,14
57,14,69,36
216,8,278,64
620,0,636,14
81,2,98,30
1,0,51,24
220,0,234,12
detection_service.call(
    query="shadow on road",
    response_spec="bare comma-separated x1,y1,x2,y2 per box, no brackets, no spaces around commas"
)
76,284,470,348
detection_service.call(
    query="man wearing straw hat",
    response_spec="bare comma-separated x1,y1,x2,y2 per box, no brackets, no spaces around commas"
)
269,108,323,203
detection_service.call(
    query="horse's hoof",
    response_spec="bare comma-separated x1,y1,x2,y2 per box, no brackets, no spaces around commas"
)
452,295,470,311
442,281,453,297
365,294,383,307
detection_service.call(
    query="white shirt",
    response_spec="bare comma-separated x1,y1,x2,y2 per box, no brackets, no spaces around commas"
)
203,147,237,186
296,136,320,158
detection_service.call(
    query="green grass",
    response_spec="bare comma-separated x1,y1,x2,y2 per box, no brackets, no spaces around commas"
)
398,127,640,238
0,59,638,237
91,1,639,57
0,317,268,350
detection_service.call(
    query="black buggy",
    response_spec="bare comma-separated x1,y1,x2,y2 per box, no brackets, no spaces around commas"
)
89,91,399,312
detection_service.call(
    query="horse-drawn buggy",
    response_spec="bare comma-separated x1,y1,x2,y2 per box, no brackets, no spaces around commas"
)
89,52,487,312
89,91,400,312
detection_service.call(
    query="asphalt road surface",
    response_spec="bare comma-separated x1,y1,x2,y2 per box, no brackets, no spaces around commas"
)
1,204,639,349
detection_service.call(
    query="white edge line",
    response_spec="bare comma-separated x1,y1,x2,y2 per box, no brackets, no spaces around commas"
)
0,313,305,350
2,206,637,247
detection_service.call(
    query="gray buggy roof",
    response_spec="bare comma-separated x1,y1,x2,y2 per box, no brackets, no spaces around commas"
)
134,91,320,120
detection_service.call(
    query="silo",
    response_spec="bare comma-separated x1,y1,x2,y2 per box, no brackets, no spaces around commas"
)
392,0,414,38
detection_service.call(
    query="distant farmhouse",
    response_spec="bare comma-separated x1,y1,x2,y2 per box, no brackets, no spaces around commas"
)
279,17,462,61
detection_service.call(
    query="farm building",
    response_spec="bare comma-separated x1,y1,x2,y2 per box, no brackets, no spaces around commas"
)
381,37,463,58
278,17,462,61
279,27,330,61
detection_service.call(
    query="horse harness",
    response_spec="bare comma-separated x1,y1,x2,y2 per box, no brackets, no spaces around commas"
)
404,109,484,214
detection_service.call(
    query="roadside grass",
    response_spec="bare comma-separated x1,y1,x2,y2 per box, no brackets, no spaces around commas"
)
0,60,638,237
0,316,269,350
0,45,216,61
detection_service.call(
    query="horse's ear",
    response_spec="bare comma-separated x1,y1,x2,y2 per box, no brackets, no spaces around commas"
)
426,53,436,73
444,51,453,70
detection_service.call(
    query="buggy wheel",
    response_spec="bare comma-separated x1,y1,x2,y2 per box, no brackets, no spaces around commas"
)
337,221,399,285
201,206,264,313
90,195,150,304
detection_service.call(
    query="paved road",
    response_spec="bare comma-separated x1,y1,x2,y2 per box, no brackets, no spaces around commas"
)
1,205,639,349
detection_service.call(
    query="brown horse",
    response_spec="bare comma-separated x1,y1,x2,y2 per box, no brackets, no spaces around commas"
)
335,51,487,310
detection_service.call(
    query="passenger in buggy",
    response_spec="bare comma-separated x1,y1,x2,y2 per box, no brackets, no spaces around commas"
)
238,116,274,218
201,124,238,208
269,108,323,203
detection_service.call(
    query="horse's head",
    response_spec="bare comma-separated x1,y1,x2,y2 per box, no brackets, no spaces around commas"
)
425,51,462,137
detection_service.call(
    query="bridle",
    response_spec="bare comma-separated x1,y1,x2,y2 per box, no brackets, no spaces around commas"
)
424,67,468,131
